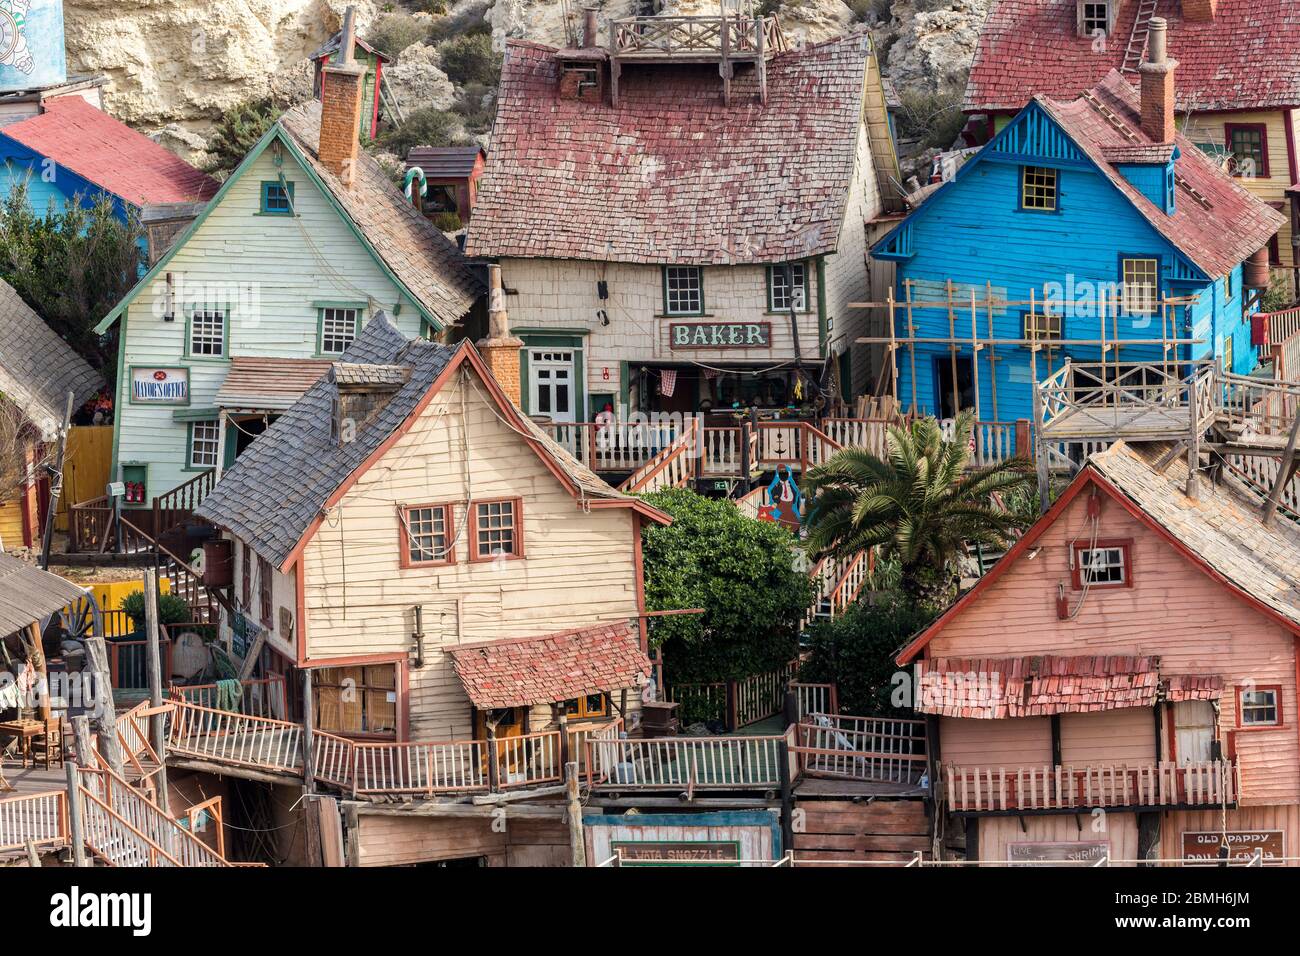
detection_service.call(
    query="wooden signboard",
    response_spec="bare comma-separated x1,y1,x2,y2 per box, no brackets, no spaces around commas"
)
1181,830,1284,865
1008,842,1109,865
610,841,740,865
669,322,771,349
585,810,779,867
130,367,189,404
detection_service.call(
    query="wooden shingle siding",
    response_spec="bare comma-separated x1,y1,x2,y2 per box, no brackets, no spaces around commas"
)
114,144,425,497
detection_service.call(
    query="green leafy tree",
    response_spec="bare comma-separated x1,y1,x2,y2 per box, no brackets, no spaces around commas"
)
802,411,1032,610
377,106,473,157
798,596,936,716
641,488,811,683
0,183,144,375
203,97,286,177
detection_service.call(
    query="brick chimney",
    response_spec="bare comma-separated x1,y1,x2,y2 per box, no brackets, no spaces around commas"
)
318,7,366,185
583,7,599,48
1139,18,1178,144
477,264,525,407
1182,0,1217,21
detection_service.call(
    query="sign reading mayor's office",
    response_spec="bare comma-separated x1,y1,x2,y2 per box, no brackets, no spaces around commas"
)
131,367,190,404
669,321,771,349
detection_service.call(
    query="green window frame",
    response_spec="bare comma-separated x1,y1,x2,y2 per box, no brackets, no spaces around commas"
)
184,307,230,360
767,262,809,313
316,304,364,356
186,419,221,471
663,266,704,316
260,180,294,215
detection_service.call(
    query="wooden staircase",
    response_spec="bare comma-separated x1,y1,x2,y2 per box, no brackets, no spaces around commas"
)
619,419,700,494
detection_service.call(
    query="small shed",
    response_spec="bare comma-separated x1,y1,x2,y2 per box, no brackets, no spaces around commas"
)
309,32,390,141
405,146,487,224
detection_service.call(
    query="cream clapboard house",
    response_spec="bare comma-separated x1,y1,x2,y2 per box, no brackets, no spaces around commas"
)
93,32,480,517
465,20,902,431
194,314,668,755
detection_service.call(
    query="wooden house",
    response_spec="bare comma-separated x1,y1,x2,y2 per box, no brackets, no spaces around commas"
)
404,145,486,225
962,0,1300,282
0,96,217,219
871,26,1284,427
87,28,481,541
897,440,1300,865
309,31,390,142
465,17,903,439
0,280,101,551
188,313,668,864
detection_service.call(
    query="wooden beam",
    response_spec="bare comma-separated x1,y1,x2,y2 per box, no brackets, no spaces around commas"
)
351,802,567,820
566,762,586,867
1261,410,1300,526
143,567,169,812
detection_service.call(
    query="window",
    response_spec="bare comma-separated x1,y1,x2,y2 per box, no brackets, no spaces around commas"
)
1223,331,1234,375
1023,310,1063,342
188,420,220,469
663,266,703,315
260,180,294,215
319,307,361,355
1072,540,1131,589
241,541,251,609
1225,124,1269,178
258,555,273,627
1121,258,1159,315
1021,166,1058,211
529,350,575,422
767,262,808,312
1239,687,1281,727
564,693,609,720
314,664,397,737
189,309,226,357
472,498,523,561
1224,270,1234,301
1080,1,1110,36
401,504,454,566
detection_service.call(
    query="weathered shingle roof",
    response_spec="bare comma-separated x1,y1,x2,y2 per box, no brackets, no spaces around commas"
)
0,279,101,438
213,357,332,411
197,314,639,567
0,98,218,206
0,554,88,637
965,0,1300,113
467,33,874,264
406,146,485,180
280,102,482,328
1040,72,1283,278
1089,441,1300,630
448,621,650,709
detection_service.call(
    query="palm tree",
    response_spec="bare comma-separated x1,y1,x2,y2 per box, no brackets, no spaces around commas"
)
802,411,1033,610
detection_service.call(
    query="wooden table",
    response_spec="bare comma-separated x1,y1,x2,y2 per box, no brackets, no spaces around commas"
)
0,718,61,770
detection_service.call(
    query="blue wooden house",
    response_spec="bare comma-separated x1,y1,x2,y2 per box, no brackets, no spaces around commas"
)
870,67,1285,425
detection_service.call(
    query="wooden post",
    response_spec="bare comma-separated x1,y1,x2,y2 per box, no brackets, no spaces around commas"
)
946,279,959,415
22,622,50,722
70,715,94,766
143,569,169,812
1186,365,1201,500
970,290,982,423
905,280,917,412
486,724,500,793
557,710,570,767
565,761,586,867
343,802,361,867
986,281,1000,421
38,390,74,570
1031,379,1050,514
1261,409,1300,526
777,737,794,857
65,760,87,867
83,635,124,778
302,668,316,792
25,839,41,867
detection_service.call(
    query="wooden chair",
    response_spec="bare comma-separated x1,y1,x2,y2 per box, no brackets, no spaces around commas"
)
31,716,65,770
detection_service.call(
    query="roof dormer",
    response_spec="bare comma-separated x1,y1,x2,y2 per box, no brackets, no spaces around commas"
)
1077,1,1117,39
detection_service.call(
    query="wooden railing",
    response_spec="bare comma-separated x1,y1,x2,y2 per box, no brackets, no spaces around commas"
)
611,15,783,58
795,715,927,785
666,660,799,730
68,495,114,552
167,700,304,775
171,676,287,720
804,550,871,626
351,739,487,795
664,680,728,725
943,761,1238,813
1223,451,1300,521
619,420,698,493
565,718,623,773
702,426,746,477
820,418,890,456
1037,360,1218,440
151,468,216,544
495,731,563,789
1264,305,1300,347
734,659,800,728
789,682,838,721
539,420,681,473
735,484,765,519
108,637,172,691
0,790,67,853
584,735,785,790
1219,371,1300,444
973,420,1027,467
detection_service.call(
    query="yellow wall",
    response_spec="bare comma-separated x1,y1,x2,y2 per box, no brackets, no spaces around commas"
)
54,425,113,532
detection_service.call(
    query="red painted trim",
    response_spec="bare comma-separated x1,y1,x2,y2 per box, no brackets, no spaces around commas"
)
1235,683,1285,730
370,60,382,140
467,496,525,562
633,512,648,654
294,558,308,664
397,501,456,568
1225,122,1271,178
897,466,1300,665
1069,538,1134,591
1165,702,1177,764
1285,108,1299,189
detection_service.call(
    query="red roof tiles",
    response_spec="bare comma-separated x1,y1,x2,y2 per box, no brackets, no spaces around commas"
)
916,655,1163,718
1164,674,1224,702
965,0,1300,113
1,98,218,206
466,34,870,264
448,621,651,710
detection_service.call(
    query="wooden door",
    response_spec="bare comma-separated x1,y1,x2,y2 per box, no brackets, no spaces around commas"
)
477,707,527,777
1173,701,1216,765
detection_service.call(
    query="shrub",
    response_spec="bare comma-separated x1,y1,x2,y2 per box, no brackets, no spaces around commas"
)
640,488,811,683
203,97,286,177
431,211,463,232
119,590,196,633
896,88,967,151
427,6,492,44
798,596,937,716
377,106,472,156
365,12,425,58
438,33,502,88
452,82,497,134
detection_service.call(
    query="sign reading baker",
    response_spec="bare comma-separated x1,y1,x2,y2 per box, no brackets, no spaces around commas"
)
1182,830,1284,865
131,367,189,404
669,321,771,349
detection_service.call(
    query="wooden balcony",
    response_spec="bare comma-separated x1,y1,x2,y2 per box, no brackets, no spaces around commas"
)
610,15,786,64
943,762,1238,814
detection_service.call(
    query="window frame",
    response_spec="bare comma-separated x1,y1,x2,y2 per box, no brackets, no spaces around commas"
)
563,693,609,721
258,554,274,628
1071,539,1133,590
1224,123,1270,179
186,419,221,471
1120,256,1161,316
398,502,457,568
1236,685,1283,729
766,261,810,313
1022,310,1063,342
469,497,525,563
240,540,251,609
316,304,364,356
259,180,295,215
1020,165,1059,212
1078,0,1111,37
662,266,705,317
312,663,399,740
185,307,230,360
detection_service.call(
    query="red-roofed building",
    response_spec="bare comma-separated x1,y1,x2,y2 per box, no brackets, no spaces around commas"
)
963,1,1300,277
0,96,217,219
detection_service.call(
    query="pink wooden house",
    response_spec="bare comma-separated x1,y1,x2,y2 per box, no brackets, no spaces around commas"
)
897,441,1300,866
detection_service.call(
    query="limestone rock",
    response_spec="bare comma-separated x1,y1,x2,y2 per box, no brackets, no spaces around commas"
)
384,42,457,114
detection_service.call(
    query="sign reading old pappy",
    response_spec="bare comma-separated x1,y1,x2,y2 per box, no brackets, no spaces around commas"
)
1182,830,1284,865
669,322,771,349
131,367,189,404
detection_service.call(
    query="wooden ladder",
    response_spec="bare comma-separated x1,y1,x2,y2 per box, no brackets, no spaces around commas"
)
863,39,905,214
1120,0,1159,74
